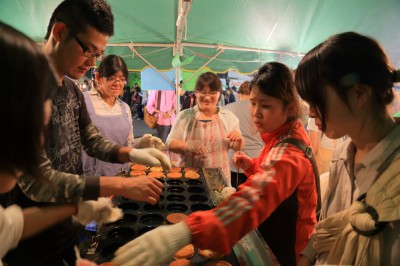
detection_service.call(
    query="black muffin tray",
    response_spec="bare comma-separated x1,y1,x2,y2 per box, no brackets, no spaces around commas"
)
88,166,239,266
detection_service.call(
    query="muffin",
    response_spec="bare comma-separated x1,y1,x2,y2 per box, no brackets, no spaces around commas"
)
185,171,200,179
166,213,188,224
167,172,182,179
150,166,163,172
129,170,146,176
130,164,148,171
173,244,195,260
147,171,165,178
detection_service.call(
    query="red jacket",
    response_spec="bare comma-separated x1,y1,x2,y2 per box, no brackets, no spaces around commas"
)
186,120,317,264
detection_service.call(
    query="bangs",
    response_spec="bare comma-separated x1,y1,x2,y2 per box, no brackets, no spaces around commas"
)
295,45,327,123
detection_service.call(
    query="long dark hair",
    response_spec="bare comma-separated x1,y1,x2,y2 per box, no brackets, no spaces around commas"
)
0,21,57,176
295,32,397,130
250,62,299,121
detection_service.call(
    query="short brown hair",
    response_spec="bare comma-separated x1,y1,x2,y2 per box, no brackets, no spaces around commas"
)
238,81,250,95
194,72,222,93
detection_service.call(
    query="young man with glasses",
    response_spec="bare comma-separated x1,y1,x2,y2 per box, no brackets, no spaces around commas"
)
1,0,170,265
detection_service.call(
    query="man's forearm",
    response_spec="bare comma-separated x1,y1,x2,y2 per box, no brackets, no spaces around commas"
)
99,176,125,197
118,146,132,163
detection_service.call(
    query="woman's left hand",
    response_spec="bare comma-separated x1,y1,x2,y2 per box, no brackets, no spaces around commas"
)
226,130,245,151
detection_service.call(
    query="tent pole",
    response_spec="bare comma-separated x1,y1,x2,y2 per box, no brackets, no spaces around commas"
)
183,49,224,85
105,42,302,58
129,45,174,87
175,67,180,114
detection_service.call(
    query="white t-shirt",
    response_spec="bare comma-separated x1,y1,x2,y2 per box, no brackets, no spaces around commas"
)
0,205,24,262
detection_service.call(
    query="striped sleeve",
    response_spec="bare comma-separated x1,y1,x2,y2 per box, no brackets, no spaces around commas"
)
186,143,312,253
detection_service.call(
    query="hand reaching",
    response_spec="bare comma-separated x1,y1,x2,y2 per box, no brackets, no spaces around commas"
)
75,198,122,226
129,148,171,171
112,222,192,266
137,134,166,150
232,151,253,172
120,176,163,205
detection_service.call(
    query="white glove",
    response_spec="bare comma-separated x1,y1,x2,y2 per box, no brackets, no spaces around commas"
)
112,222,191,266
184,140,207,156
221,187,236,199
129,148,171,170
214,187,236,203
136,134,166,150
75,197,123,226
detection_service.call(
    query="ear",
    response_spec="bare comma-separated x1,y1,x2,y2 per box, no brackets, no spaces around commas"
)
350,84,372,107
94,72,101,83
52,22,68,42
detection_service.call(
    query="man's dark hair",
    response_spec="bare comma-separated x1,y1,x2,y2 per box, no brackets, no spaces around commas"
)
45,0,114,40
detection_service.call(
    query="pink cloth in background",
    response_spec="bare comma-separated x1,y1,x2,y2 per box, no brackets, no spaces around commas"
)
146,90,176,126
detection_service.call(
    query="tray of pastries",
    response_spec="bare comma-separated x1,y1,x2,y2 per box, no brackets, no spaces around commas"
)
88,164,239,266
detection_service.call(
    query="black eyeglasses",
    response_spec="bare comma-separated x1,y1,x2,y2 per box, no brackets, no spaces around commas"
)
103,76,127,85
68,28,105,60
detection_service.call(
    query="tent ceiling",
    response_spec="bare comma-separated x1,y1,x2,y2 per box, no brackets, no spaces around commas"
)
1,0,400,73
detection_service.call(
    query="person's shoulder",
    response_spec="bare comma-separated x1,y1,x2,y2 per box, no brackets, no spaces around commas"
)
64,77,85,95
226,99,247,110
180,107,195,117
224,101,236,110
120,100,130,110
219,106,235,116
63,77,79,90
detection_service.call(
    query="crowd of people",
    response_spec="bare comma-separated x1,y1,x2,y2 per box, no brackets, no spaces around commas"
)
1,0,400,266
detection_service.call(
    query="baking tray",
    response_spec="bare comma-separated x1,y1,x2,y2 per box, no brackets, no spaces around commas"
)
88,166,240,266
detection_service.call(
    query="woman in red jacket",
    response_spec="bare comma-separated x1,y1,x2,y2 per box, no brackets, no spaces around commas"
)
113,62,318,266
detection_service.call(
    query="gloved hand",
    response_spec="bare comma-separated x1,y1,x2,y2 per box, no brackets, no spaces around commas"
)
232,151,254,172
75,197,123,226
136,134,166,150
184,140,207,156
129,148,171,171
214,187,236,203
112,222,192,266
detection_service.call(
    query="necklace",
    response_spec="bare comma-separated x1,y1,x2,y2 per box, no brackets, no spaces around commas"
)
199,119,212,129
97,93,116,114
102,101,115,113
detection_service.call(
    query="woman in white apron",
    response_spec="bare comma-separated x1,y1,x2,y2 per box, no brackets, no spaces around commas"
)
166,72,244,185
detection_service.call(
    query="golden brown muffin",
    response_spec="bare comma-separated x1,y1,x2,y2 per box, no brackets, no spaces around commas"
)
147,171,165,178
167,172,183,179
184,167,198,172
130,164,148,171
150,166,163,172
173,244,195,260
129,170,146,176
169,167,182,173
166,213,188,224
185,171,200,179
